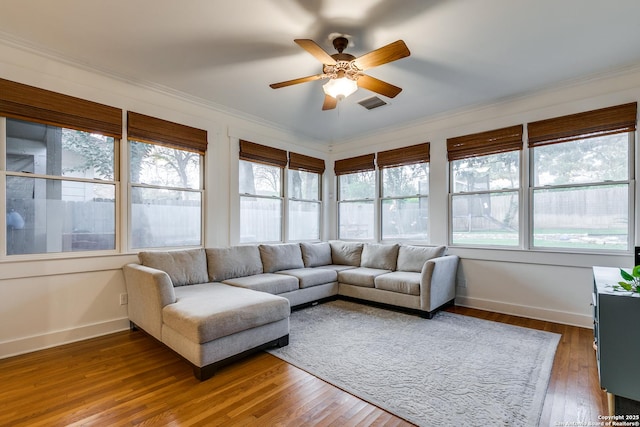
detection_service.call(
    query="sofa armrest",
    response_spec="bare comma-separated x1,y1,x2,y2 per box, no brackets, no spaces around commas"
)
123,263,177,340
419,255,459,312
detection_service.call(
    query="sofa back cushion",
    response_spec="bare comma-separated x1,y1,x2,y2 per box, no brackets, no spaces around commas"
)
361,243,399,270
396,245,446,272
259,243,305,273
139,248,208,287
300,242,332,267
206,246,263,282
329,241,364,266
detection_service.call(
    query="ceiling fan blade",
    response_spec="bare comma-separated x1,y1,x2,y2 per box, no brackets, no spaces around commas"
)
270,74,325,89
294,39,337,65
354,40,410,70
322,94,338,110
357,74,402,98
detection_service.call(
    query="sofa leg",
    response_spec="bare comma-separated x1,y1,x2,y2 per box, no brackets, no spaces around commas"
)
129,321,138,331
277,334,289,347
420,311,434,319
191,334,290,381
193,364,216,381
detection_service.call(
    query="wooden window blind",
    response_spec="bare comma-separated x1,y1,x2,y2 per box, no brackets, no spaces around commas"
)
0,78,122,138
127,111,207,154
334,153,375,176
289,152,325,174
447,125,523,161
377,142,430,168
239,140,287,168
528,102,637,147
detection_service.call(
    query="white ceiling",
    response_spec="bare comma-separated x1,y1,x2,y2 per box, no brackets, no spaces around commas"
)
2,0,640,144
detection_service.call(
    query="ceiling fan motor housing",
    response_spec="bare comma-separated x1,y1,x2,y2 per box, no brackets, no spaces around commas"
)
332,36,349,53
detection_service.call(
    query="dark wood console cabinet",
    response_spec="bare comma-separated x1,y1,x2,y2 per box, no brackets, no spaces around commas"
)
592,266,640,415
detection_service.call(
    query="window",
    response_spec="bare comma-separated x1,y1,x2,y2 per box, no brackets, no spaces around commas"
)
379,143,430,240
128,112,206,249
1,78,122,256
288,152,324,241
336,154,376,240
448,125,523,247
528,103,636,251
239,140,286,243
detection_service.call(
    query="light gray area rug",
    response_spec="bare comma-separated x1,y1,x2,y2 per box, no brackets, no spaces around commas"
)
267,300,560,427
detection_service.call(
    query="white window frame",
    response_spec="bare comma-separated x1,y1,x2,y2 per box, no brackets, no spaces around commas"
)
2,117,119,258
239,159,284,244
286,168,322,242
337,170,377,241
128,139,204,250
449,151,522,248
528,132,634,253
380,162,430,242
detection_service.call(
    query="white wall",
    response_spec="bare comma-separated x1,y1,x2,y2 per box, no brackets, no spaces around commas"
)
1,39,638,359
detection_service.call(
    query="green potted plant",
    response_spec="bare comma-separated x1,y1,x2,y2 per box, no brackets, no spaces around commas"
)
614,266,640,294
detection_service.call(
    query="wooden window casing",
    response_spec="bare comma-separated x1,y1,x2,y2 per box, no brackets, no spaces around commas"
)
289,152,325,174
127,111,207,154
377,143,430,168
447,125,523,161
239,140,287,168
334,153,375,176
0,78,122,138
528,102,637,147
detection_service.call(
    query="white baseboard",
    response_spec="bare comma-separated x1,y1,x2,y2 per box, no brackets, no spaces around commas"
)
455,296,593,329
0,318,130,359
0,299,592,360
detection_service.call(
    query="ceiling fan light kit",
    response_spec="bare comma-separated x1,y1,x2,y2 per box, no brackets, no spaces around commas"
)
270,36,410,110
323,77,358,100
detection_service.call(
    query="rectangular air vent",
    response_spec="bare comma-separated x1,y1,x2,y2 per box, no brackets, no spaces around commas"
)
358,96,387,110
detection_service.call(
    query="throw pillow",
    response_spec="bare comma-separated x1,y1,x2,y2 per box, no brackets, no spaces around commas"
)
259,243,305,273
206,246,263,282
139,248,208,287
300,242,332,267
329,241,364,266
361,243,399,270
396,245,446,272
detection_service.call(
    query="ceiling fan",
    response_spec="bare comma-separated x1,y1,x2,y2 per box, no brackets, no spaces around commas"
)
270,36,410,110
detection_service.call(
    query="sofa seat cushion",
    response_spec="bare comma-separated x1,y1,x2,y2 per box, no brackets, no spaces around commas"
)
276,268,337,289
316,264,357,272
374,271,421,296
222,273,299,294
338,267,392,288
163,283,290,344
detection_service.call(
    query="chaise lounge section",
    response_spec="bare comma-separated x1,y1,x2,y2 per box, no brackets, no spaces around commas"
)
123,241,459,380
123,248,290,380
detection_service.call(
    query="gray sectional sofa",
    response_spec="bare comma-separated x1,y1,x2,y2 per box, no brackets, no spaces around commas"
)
123,241,459,380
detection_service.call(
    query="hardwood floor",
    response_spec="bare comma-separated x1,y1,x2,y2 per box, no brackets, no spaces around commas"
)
0,305,607,426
